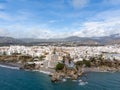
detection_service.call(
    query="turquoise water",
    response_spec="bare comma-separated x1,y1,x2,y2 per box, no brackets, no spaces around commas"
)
0,67,120,90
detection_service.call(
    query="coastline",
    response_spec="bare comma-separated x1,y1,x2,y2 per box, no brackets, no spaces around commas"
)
83,67,120,73
0,62,54,75
0,62,119,77
0,64,19,70
32,70,53,75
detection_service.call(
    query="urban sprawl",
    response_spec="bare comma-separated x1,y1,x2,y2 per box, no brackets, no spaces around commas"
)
0,45,120,82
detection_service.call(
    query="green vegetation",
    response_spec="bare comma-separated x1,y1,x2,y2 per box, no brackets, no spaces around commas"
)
83,59,91,67
19,55,33,63
75,61,83,66
55,63,65,71
12,53,21,55
75,54,120,68
76,59,91,67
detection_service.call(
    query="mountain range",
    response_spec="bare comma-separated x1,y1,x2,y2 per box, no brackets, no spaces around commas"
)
0,33,120,46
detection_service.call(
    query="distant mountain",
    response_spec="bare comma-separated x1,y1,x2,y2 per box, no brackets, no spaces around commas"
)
0,36,23,44
0,33,120,46
20,38,46,43
91,33,120,44
109,33,120,39
63,36,99,45
64,36,82,41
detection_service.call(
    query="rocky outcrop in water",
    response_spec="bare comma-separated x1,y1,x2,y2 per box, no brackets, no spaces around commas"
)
51,66,83,82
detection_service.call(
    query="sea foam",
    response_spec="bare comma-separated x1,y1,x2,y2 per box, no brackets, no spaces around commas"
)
0,64,19,70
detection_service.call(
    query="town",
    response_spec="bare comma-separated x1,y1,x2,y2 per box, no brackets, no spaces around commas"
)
0,45,120,82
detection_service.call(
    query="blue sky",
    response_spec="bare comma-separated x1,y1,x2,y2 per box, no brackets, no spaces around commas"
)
0,0,120,38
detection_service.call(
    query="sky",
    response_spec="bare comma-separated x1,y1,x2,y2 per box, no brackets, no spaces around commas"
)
0,0,120,39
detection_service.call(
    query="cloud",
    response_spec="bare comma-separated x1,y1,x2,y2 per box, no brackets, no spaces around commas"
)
1,14,120,39
103,0,120,6
1,17,120,39
71,9,120,37
48,20,58,23
73,18,120,37
0,24,55,39
71,0,90,8
93,10,120,21
0,23,73,39
27,29,54,39
0,28,10,36
0,1,120,39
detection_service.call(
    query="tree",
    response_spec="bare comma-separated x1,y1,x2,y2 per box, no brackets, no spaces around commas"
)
90,57,96,62
75,61,83,66
83,59,91,67
85,60,91,67
55,63,65,71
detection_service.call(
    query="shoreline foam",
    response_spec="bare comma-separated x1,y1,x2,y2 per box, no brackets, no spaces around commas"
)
0,64,19,70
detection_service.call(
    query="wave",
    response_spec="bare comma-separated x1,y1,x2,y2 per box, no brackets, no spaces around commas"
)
32,70,52,75
0,64,19,70
78,81,88,86
78,79,88,86
39,70,52,75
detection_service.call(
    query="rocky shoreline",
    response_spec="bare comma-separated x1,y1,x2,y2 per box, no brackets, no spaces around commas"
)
50,67,120,83
0,54,120,83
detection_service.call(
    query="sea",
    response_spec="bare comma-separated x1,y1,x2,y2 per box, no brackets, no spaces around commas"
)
0,67,120,90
